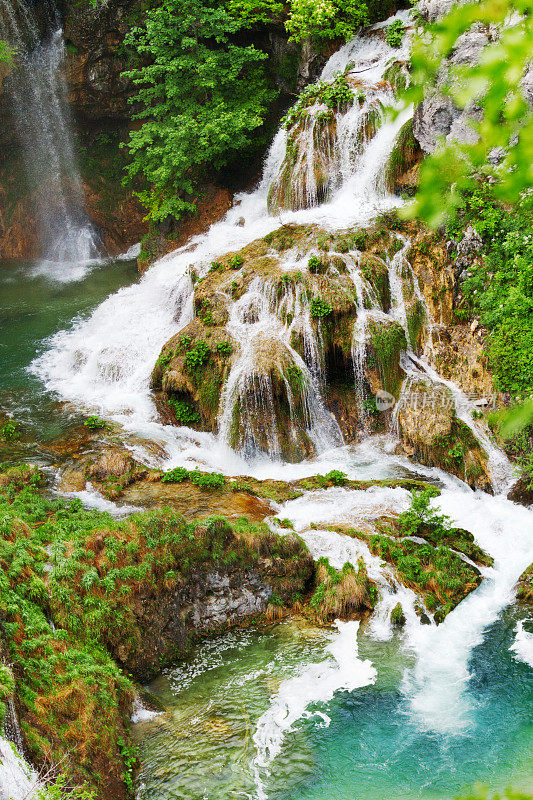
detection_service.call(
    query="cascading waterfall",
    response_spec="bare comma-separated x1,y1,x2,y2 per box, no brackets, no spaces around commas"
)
218,276,342,460
27,11,533,798
0,0,102,273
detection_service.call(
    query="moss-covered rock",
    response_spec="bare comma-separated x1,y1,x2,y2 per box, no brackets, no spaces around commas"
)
517,563,533,603
383,118,422,195
0,467,315,798
366,318,407,397
397,379,491,490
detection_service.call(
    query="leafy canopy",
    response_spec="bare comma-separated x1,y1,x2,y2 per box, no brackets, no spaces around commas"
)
404,0,533,228
123,0,275,222
286,0,370,42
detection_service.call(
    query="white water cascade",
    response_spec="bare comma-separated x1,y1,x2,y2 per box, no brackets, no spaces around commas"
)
26,10,533,799
31,11,413,465
0,0,103,275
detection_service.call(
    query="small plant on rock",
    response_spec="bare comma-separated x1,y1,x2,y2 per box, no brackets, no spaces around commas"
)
310,297,333,318
168,398,201,425
215,341,233,357
184,340,210,371
385,20,405,48
83,416,108,431
161,467,189,483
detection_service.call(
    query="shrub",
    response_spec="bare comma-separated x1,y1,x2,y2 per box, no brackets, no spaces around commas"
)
161,467,189,484
310,297,333,318
83,416,108,431
385,20,405,48
215,341,234,357
189,470,226,490
398,488,450,541
168,398,201,425
324,470,347,486
0,419,20,441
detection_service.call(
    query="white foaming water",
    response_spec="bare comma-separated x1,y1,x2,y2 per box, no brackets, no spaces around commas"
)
131,697,162,725
0,737,39,800
252,620,376,800
272,483,533,737
32,18,413,464
510,620,533,669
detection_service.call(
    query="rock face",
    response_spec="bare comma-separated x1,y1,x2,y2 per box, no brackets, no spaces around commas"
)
396,378,491,490
62,0,140,122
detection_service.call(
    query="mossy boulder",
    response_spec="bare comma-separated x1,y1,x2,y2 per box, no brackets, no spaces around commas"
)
152,320,235,431
517,564,533,602
383,118,422,195
366,318,407,397
397,379,491,490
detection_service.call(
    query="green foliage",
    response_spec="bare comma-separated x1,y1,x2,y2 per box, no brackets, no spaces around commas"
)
450,186,533,395
0,419,20,441
184,340,210,371
156,349,174,372
308,255,327,274
168,397,201,425
83,415,108,431
398,488,450,541
228,254,244,270
189,470,226,489
286,0,369,42
215,341,234,357
0,40,14,65
123,0,276,221
282,74,353,129
403,0,533,227
117,736,138,793
385,19,405,48
35,776,96,800
310,296,333,318
324,469,347,486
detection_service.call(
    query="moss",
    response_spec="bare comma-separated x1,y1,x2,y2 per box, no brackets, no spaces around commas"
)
406,299,426,351
0,469,315,797
383,119,421,194
358,253,391,310
367,320,407,396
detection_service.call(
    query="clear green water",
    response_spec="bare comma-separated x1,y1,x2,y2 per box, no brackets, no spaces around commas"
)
135,613,533,800
0,258,138,441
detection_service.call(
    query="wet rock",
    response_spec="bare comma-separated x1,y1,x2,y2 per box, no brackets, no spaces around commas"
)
417,0,458,22
396,378,491,490
516,563,533,602
508,478,533,508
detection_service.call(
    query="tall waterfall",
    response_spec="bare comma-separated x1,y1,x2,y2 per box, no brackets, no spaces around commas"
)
0,0,102,269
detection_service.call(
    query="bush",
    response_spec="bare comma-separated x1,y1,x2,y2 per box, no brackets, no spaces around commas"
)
189,470,226,490
161,467,189,484
168,398,201,425
0,419,20,441
83,415,108,431
310,297,333,318
398,488,450,541
215,341,234,357
385,19,405,48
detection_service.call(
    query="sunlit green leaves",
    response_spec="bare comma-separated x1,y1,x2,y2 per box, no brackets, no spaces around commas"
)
403,0,533,227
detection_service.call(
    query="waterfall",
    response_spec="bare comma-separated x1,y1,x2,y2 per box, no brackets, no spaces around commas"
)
31,11,413,462
23,8,533,799
0,0,102,272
